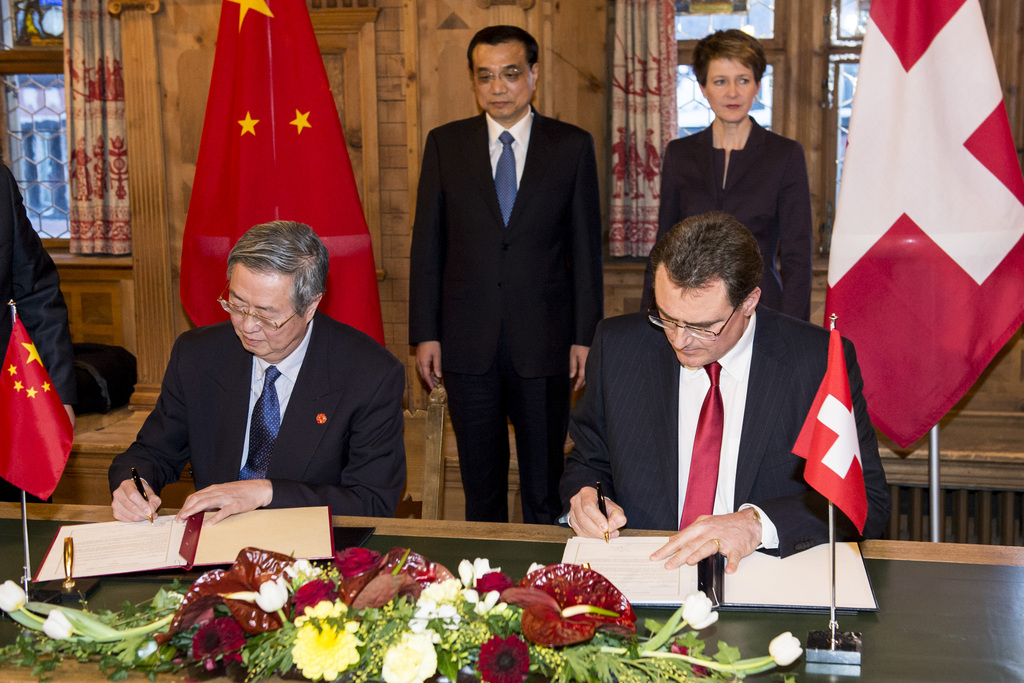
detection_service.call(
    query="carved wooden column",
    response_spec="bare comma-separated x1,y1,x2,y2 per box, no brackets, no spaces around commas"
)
108,0,174,407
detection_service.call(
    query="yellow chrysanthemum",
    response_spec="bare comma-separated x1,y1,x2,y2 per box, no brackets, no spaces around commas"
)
294,599,347,627
292,619,362,681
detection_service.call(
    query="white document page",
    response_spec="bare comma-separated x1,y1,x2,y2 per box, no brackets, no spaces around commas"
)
725,541,877,610
561,537,698,605
35,516,188,581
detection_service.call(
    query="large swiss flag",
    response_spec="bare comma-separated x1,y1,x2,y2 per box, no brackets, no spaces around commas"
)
826,0,1024,448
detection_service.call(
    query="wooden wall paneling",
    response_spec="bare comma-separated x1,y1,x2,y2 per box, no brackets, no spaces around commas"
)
402,0,421,225
312,8,383,277
109,0,175,408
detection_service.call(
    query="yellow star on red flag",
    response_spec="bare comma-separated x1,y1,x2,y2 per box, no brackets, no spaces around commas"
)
6,363,14,376
290,110,311,134
21,341,42,366
227,0,273,31
25,387,37,398
239,112,259,136
13,380,22,391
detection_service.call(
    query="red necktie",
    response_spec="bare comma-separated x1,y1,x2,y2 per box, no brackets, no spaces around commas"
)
679,361,723,530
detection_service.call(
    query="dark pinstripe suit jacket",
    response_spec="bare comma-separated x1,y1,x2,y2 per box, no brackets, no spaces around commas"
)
559,307,890,557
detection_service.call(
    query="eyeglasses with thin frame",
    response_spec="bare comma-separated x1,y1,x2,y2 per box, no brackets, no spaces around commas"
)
474,66,525,85
647,303,738,341
217,286,299,331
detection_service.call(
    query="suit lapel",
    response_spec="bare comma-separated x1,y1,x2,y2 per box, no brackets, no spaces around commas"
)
723,118,764,191
693,127,719,205
466,115,505,228
735,309,791,505
209,337,252,484
647,333,682,517
268,314,343,480
508,111,554,229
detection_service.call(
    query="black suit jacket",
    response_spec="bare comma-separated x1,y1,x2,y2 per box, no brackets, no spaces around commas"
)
559,307,890,557
109,312,406,517
408,111,603,377
0,164,75,403
643,120,813,321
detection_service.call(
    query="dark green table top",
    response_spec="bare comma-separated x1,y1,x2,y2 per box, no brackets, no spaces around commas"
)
2,516,1023,681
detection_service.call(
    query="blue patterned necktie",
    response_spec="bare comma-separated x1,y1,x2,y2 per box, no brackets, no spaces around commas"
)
240,365,282,480
495,130,517,226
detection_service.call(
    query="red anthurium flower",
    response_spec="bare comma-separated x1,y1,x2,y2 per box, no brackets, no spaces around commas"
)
501,564,636,647
162,547,295,639
337,547,456,607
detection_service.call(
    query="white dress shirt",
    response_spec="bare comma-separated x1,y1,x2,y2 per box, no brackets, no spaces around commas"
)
675,311,779,549
486,111,533,185
239,318,315,470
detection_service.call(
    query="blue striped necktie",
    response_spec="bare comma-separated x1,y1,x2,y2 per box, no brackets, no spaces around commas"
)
240,365,282,480
495,130,517,226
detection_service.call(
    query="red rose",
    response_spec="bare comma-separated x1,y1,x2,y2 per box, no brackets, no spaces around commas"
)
291,579,336,616
476,571,514,594
334,547,382,578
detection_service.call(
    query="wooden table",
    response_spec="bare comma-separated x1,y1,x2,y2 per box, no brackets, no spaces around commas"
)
2,504,1023,681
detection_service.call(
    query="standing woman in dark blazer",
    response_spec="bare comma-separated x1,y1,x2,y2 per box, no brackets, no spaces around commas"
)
642,29,812,321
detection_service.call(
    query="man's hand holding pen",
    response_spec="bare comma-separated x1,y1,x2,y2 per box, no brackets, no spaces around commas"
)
568,485,627,540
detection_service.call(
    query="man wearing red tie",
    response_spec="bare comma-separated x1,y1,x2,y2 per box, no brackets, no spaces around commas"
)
560,212,890,573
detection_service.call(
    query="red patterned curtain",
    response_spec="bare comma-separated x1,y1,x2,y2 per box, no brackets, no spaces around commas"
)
608,0,677,258
63,0,130,254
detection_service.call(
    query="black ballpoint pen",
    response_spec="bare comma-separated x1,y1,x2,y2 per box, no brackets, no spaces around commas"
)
595,481,610,543
131,467,154,524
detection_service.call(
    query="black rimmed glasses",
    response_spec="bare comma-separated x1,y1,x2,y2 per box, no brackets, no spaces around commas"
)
647,303,738,341
217,286,298,331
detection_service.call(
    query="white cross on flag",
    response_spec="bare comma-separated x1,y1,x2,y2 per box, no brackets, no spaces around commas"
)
825,0,1024,448
793,329,868,533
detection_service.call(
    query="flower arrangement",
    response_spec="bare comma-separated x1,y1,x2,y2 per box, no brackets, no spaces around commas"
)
0,546,802,682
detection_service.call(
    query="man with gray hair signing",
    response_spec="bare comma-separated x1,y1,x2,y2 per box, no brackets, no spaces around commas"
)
110,221,405,523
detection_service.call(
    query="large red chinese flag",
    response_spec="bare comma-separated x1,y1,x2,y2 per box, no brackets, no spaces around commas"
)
180,0,384,344
826,0,1024,447
0,314,73,500
793,329,868,533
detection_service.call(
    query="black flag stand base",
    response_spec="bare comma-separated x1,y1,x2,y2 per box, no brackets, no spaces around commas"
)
805,502,864,677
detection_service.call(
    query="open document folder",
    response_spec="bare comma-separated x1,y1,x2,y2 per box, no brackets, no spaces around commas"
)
34,506,335,582
562,537,877,612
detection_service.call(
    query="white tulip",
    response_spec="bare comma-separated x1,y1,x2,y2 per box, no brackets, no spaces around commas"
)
254,576,289,613
526,562,546,575
0,580,26,612
458,559,475,588
682,592,719,630
42,609,74,640
769,631,803,667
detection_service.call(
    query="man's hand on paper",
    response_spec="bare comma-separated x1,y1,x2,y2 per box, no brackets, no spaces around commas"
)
111,479,162,523
174,480,274,525
568,486,627,540
650,508,762,574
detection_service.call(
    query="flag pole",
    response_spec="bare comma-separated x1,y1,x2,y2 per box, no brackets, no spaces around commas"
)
806,314,862,672
8,300,32,593
929,425,940,542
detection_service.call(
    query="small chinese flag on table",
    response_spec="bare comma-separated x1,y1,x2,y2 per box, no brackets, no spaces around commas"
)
793,329,867,533
0,313,72,500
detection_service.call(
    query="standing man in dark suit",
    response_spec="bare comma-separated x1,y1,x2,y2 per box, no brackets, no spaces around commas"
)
561,212,889,572
409,26,603,524
110,221,405,523
0,164,76,502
